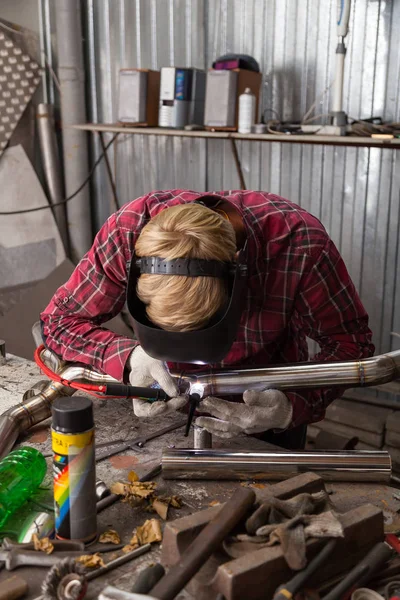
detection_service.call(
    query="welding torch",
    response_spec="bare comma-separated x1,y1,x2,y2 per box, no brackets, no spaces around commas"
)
104,383,200,437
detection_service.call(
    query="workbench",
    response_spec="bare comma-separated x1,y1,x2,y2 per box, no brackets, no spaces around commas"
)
1,353,400,599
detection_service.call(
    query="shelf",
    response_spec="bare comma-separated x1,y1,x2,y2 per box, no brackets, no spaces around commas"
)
71,123,400,149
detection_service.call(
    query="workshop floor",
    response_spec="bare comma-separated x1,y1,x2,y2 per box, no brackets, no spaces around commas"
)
2,353,400,599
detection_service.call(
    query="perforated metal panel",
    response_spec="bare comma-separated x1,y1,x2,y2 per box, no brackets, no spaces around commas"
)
0,31,40,156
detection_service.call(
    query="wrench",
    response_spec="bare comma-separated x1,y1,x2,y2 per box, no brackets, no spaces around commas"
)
0,549,87,570
2,538,84,552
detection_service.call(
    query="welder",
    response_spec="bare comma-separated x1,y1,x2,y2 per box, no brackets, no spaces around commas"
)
40,190,374,449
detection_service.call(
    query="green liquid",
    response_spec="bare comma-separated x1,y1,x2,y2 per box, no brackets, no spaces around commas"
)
0,447,47,528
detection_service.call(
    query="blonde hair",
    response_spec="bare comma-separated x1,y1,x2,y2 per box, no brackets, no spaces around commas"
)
135,203,237,331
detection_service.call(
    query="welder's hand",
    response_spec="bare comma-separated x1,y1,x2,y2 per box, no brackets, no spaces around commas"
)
128,346,187,418
195,390,293,438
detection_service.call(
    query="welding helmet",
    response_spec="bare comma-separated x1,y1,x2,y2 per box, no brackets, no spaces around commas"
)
126,245,247,364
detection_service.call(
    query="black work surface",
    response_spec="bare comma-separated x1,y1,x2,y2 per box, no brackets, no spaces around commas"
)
1,355,400,599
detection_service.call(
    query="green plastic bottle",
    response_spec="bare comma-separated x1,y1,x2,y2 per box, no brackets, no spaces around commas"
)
0,447,47,528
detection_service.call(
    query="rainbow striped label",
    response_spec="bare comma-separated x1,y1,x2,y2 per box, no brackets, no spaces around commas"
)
52,429,97,541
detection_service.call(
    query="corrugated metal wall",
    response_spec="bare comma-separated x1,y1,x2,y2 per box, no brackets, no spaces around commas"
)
85,0,400,356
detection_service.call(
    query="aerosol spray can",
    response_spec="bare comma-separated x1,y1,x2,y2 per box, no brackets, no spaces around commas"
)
238,87,256,134
52,397,97,542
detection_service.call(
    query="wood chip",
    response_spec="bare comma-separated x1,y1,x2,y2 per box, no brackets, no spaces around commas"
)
209,500,221,507
32,534,54,554
129,482,156,498
136,519,162,545
98,529,121,544
152,499,169,520
128,470,139,482
76,553,105,569
110,480,156,500
122,533,139,553
169,496,183,508
110,482,130,496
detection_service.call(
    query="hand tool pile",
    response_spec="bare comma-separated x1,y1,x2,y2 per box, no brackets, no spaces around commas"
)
160,473,400,600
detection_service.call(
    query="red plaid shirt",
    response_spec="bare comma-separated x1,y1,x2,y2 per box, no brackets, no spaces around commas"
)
41,189,374,427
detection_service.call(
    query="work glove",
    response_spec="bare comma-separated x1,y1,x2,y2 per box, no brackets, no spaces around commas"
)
195,389,293,438
128,346,187,418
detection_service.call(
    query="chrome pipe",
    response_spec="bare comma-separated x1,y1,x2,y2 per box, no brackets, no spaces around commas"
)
1,347,400,460
162,449,392,483
175,349,400,398
0,348,118,459
193,425,212,450
0,380,75,459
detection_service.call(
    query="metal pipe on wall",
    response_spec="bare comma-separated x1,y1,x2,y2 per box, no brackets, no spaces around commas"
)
54,0,92,262
37,103,70,256
162,449,392,483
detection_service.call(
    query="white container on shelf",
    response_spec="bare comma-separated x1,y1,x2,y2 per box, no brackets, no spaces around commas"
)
238,87,256,134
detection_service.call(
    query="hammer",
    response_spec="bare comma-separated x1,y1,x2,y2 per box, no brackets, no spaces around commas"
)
151,486,255,600
102,487,254,600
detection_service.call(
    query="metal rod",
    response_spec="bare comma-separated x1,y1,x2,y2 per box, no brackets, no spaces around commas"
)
98,131,119,212
193,425,212,449
229,137,247,190
86,544,151,581
161,449,392,483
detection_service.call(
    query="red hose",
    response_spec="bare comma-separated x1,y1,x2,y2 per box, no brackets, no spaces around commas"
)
34,344,107,396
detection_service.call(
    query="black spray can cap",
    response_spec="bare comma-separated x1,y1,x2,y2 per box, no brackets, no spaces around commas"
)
52,396,94,433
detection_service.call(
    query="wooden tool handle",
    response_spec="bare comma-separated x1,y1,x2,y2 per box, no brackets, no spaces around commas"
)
150,487,255,600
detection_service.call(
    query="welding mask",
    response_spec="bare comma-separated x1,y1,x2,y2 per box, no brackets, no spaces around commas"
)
126,246,247,364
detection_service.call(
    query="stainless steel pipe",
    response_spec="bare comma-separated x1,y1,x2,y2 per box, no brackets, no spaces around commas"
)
175,349,400,398
0,348,117,459
1,347,400,460
161,449,392,483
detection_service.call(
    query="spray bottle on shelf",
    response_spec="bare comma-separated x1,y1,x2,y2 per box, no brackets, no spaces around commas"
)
238,87,256,134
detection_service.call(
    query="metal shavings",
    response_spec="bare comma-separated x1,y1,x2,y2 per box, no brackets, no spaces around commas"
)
98,529,121,545
136,519,162,545
75,553,105,569
32,533,54,554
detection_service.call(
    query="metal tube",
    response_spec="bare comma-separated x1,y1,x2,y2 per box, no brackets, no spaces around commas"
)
55,0,92,262
193,425,212,449
175,349,400,398
1,348,400,460
37,103,70,255
161,449,392,483
0,380,75,459
0,348,117,459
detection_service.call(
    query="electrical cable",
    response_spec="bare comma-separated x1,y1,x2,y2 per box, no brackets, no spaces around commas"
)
0,134,118,216
34,345,164,401
302,80,334,124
